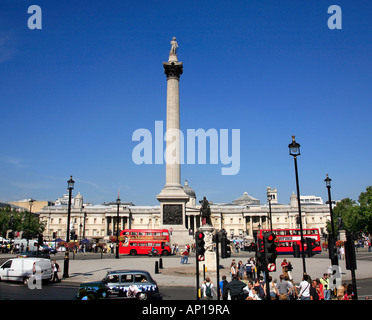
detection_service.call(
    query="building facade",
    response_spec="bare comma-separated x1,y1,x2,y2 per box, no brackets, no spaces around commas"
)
38,183,331,245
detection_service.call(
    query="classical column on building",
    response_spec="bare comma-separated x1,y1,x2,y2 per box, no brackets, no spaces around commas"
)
157,37,189,229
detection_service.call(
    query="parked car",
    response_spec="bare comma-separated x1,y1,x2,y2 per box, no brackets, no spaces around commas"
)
40,245,57,255
17,251,50,259
77,270,161,300
0,258,53,285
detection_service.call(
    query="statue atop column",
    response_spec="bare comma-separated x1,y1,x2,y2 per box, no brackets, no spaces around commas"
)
199,196,212,226
169,37,178,55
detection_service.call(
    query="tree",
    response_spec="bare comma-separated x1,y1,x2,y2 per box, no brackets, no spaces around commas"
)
358,186,372,234
0,207,45,239
331,186,372,235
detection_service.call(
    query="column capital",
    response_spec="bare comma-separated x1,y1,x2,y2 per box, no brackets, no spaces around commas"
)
163,61,183,80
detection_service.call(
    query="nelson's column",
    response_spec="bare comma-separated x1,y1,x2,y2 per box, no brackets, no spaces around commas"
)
156,37,189,231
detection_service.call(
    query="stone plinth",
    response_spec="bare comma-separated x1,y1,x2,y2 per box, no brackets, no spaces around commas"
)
198,225,217,272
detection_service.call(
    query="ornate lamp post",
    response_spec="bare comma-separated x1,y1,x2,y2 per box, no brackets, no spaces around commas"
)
63,176,74,278
325,174,339,266
267,194,273,232
116,195,121,259
27,198,34,251
288,136,306,274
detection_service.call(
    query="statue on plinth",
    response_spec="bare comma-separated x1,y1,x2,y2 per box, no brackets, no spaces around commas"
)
199,196,212,226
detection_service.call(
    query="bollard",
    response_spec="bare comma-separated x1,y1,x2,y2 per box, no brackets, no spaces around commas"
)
155,261,159,274
159,257,163,269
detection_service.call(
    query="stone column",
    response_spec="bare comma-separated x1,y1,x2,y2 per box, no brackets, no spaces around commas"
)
157,38,189,228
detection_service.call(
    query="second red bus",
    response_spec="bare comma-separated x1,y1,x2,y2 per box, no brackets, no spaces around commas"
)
258,228,322,255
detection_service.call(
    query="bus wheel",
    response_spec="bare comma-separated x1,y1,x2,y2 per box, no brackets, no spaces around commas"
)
130,249,137,256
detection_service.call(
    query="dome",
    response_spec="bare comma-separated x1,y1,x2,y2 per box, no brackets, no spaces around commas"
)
183,180,196,198
75,192,83,199
232,192,260,205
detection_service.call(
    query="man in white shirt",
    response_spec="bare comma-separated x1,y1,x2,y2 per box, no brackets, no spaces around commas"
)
297,274,311,300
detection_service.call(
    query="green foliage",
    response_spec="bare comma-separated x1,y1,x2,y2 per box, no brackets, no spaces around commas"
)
0,207,46,238
332,186,372,235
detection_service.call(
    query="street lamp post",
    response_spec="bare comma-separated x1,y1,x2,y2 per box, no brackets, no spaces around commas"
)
27,199,34,251
267,194,273,232
288,136,306,274
325,174,339,266
116,195,121,259
63,176,74,278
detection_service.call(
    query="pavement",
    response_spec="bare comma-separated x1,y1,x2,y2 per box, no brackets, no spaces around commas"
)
1,250,371,287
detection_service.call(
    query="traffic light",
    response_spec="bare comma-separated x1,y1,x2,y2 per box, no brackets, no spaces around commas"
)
264,232,277,272
195,231,205,261
256,237,266,270
345,233,357,271
305,237,317,258
221,232,231,259
328,235,338,265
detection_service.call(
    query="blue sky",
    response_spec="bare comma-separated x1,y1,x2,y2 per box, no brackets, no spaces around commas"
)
1,1,371,206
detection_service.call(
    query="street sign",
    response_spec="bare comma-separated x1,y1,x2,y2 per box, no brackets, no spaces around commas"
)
267,263,276,272
198,255,205,261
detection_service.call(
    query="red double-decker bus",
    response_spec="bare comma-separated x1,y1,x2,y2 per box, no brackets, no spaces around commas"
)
118,229,171,256
258,228,322,255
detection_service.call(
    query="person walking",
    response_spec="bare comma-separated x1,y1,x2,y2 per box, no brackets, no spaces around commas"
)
245,258,254,280
225,275,248,300
286,260,293,281
237,260,245,278
310,280,320,300
297,274,311,300
230,262,237,280
320,273,331,300
219,275,229,300
276,274,290,300
201,277,214,300
52,260,60,283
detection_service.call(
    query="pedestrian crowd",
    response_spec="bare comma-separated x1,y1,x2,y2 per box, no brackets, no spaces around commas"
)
200,257,357,300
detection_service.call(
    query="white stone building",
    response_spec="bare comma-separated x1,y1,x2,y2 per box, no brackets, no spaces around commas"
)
39,182,331,245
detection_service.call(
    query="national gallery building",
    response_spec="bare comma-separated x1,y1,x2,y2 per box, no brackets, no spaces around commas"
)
38,184,331,245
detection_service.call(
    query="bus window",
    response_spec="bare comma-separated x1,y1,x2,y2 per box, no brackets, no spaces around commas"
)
146,232,152,236
123,231,129,235
138,243,146,246
139,232,145,236
147,243,153,247
162,232,168,236
131,232,138,235
130,242,137,246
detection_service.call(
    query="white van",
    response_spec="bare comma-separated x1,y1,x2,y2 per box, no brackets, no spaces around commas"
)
14,239,39,252
0,258,53,285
